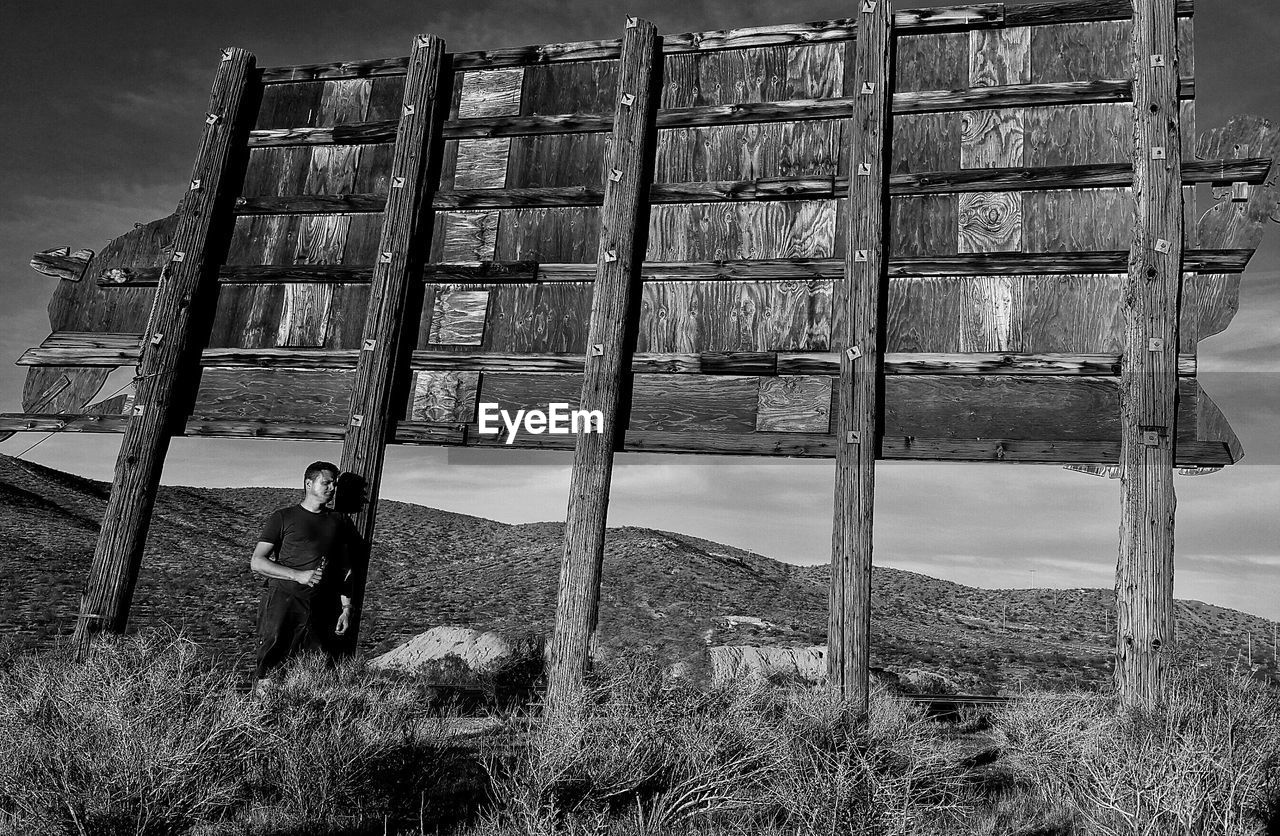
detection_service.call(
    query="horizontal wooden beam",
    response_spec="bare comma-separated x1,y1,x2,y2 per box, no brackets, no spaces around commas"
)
93,249,1253,288
15,335,1199,377
233,159,1270,217
259,1,1191,82
251,77,1196,149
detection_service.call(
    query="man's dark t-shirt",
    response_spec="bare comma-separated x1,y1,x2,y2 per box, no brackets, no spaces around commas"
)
258,505,350,599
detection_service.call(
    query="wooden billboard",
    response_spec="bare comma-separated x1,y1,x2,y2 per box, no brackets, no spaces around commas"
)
8,0,1278,709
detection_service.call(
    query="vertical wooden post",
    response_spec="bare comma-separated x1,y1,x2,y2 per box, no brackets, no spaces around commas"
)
339,35,448,648
546,17,659,713
72,48,257,659
829,0,893,712
1116,0,1183,708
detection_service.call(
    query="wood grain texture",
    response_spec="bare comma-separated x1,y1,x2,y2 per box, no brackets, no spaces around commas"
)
891,113,961,174
630,376,760,431
549,19,659,714
454,138,511,189
957,191,1022,252
435,211,500,261
428,288,490,345
756,375,831,431
409,370,479,422
1023,188,1129,250
1030,20,1127,83
894,32,967,92
494,207,601,262
255,81,323,130
891,195,959,256
56,214,173,336
655,121,842,183
636,280,832,353
1024,103,1128,166
1117,0,1182,709
339,34,448,650
457,69,524,118
193,368,354,421
506,133,607,188
1197,116,1280,250
646,201,837,261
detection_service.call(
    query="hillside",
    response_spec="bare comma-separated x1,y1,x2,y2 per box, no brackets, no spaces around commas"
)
1,454,1274,692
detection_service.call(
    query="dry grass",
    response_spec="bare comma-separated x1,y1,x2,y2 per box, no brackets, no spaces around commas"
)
3,636,1279,835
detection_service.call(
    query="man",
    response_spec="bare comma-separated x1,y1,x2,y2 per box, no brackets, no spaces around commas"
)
250,460,354,684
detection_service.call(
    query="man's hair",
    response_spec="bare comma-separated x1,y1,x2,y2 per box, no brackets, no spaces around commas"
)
304,461,339,483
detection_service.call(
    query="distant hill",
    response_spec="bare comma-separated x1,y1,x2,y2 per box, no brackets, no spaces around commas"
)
1,454,1274,692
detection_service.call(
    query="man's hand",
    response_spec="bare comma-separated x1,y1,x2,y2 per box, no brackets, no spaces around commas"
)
298,565,324,587
335,607,350,636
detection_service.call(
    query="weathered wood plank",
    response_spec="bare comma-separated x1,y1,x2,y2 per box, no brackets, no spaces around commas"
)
1116,0,1182,709
454,138,511,189
756,375,832,431
30,247,94,283
549,18,659,713
457,69,523,118
193,368,354,421
72,48,257,656
428,288,490,345
338,34,449,650
408,370,479,422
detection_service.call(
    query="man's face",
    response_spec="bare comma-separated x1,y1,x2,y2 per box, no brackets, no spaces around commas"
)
305,470,337,505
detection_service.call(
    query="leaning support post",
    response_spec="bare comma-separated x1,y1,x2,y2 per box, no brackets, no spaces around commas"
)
829,0,894,713
1116,0,1183,708
339,35,448,648
72,48,257,660
546,17,659,714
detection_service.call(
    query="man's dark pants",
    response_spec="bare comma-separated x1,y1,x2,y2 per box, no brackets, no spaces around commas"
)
255,585,319,680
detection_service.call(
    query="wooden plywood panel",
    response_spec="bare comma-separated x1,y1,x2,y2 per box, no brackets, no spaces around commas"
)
304,145,362,194
477,372,580,412
521,60,618,115
635,280,830,353
255,81,323,130
1024,104,1128,166
354,143,394,193
340,212,384,265
494,207,600,263
429,288,489,345
506,133,607,188
226,214,298,266
883,375,1119,439
961,109,1025,169
891,195,959,257
958,192,1021,252
630,376,760,432
367,75,406,122
1030,20,1128,83
22,368,110,415
1012,274,1124,353
1178,17,1194,76
454,138,511,189
647,201,836,262
52,214,171,335
325,283,371,349
526,282,594,353
1180,273,1239,349
756,376,832,432
970,28,1030,89
316,79,371,124
457,68,523,118
276,283,333,347
959,275,1017,351
195,370,349,422
1023,188,1130,251
435,210,500,261
885,277,965,353
654,120,842,183
241,147,310,196
894,32,967,92
293,214,350,264
479,284,540,352
409,371,479,422
193,369,354,422
891,113,961,174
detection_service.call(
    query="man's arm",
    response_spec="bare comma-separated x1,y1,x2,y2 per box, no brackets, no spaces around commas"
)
250,541,322,586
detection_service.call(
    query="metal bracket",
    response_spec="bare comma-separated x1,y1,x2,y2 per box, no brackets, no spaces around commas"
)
1149,54,1166,68
379,251,394,263
591,344,605,356
619,93,636,107
190,179,202,191
1140,425,1168,447
172,251,186,263
626,16,638,27
205,113,221,125
860,0,877,11
132,404,146,416
847,346,863,360
1148,338,1164,352
1151,146,1166,160
403,104,416,116
1232,182,1251,202
859,82,875,95
857,162,872,176
846,431,861,444
609,168,623,182
362,339,377,351
854,249,868,262
392,176,406,189
1154,238,1172,254
351,414,365,427
221,48,234,62
150,333,164,346
604,250,618,263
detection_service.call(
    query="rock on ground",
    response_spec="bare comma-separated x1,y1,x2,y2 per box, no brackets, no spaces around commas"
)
369,625,516,674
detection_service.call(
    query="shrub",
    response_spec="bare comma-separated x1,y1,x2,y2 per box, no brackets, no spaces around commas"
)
0,632,258,836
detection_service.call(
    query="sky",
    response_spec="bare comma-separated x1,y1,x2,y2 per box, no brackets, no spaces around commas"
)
1,1,1277,620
